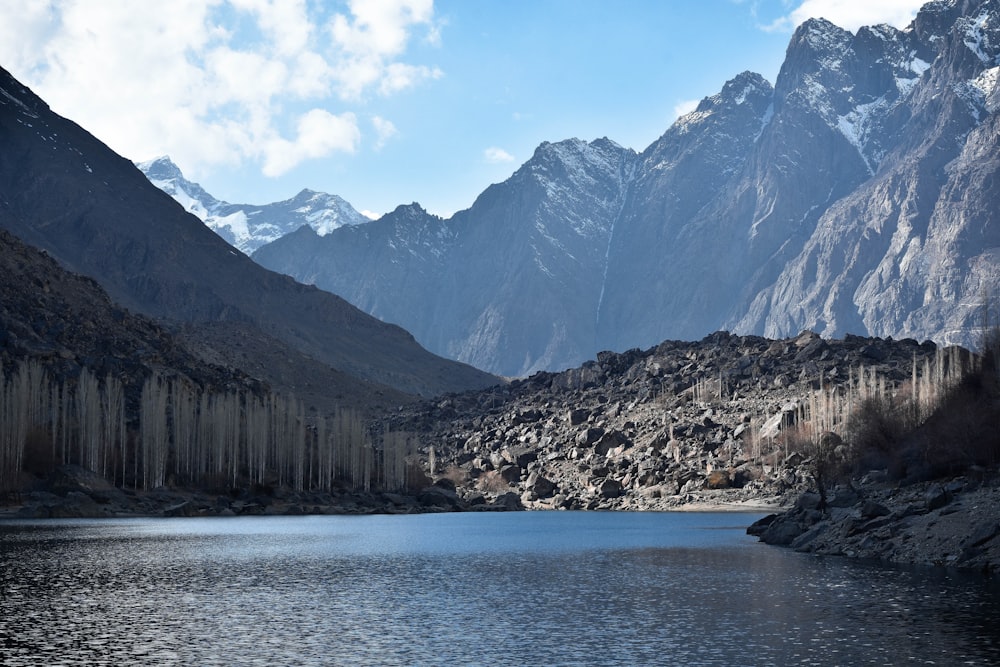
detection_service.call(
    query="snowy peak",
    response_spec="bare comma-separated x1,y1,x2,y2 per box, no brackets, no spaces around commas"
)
137,157,367,253
525,137,635,198
137,155,185,182
680,71,773,128
717,71,773,106
136,156,222,221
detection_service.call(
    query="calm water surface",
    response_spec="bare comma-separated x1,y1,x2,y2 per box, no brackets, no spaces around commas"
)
2,511,999,666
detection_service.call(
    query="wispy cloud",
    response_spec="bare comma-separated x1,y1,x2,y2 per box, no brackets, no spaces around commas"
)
372,115,399,149
484,146,515,163
0,0,442,178
672,99,700,120
759,0,926,33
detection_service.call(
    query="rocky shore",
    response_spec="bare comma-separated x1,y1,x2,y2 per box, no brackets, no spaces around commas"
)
0,464,523,519
749,473,1000,573
394,331,934,513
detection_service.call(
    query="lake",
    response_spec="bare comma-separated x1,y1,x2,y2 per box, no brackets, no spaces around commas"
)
2,511,999,666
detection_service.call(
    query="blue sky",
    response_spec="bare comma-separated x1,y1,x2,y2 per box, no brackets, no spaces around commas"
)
1,0,927,218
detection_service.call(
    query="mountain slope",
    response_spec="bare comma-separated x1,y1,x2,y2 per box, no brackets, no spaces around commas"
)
0,66,498,399
251,0,1000,377
255,138,638,376
137,156,368,254
742,1,1000,342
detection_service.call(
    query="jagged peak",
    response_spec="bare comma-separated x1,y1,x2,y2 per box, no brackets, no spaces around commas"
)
531,137,633,166
676,71,773,129
388,201,434,219
718,71,774,103
136,155,183,180
793,16,854,46
856,22,905,42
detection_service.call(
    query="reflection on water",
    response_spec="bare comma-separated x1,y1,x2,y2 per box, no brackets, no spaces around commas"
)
2,512,999,666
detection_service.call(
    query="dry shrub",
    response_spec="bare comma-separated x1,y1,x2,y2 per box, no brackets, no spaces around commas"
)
441,464,468,487
476,469,509,494
902,372,1000,481
845,396,908,478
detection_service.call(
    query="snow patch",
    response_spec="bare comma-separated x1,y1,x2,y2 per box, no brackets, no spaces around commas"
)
972,65,999,97
755,103,774,142
963,9,997,64
955,65,999,121
154,180,210,221
673,109,714,134
208,211,250,245
0,87,38,118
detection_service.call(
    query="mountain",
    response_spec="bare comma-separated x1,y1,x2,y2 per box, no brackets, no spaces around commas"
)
136,156,368,254
252,0,1000,378
0,65,498,401
0,226,255,394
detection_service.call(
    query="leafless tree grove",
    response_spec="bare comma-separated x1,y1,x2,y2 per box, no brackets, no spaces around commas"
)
0,361,419,495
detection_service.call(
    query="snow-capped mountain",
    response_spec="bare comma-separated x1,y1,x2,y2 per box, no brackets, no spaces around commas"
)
253,0,1000,378
137,156,368,254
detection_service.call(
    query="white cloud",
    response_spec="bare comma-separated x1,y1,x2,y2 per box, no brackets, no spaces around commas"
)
372,115,398,149
672,99,700,120
261,109,360,176
0,0,441,179
329,0,441,99
762,0,926,33
484,147,515,163
378,62,443,96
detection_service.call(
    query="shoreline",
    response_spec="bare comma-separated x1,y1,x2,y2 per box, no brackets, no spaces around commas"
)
748,475,1000,575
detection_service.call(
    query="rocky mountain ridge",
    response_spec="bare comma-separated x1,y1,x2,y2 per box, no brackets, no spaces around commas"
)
137,156,369,254
249,0,1000,378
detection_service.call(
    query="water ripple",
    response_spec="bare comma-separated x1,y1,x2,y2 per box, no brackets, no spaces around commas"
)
2,513,999,666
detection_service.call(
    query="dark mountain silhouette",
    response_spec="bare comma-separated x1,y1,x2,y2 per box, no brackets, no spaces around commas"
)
0,65,498,400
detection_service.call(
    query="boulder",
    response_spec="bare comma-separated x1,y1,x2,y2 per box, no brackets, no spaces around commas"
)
924,484,952,511
594,430,630,456
499,465,522,484
964,521,1000,549
493,491,524,510
47,491,103,518
418,486,461,510
526,472,557,498
575,428,604,447
598,479,622,499
45,464,116,497
860,500,891,519
503,446,537,469
757,513,808,546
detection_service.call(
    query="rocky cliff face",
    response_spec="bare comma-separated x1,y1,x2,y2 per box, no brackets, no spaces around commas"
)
251,0,1000,378
0,66,498,399
137,157,368,254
